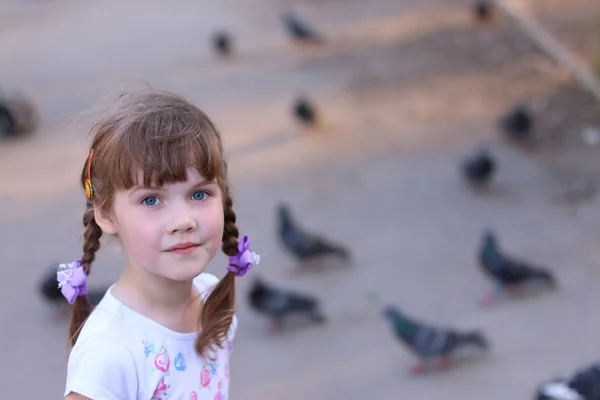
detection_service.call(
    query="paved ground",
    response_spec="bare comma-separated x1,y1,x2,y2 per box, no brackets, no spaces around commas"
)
0,0,599,398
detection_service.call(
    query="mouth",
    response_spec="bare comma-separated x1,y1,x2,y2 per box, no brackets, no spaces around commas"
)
166,242,200,252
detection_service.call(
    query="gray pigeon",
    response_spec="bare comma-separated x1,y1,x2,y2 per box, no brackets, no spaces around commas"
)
249,277,326,335
499,101,534,144
277,203,350,268
536,361,600,400
382,305,489,374
462,147,496,188
282,11,323,44
478,230,556,305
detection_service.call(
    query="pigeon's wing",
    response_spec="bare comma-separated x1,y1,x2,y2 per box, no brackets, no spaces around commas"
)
484,250,531,284
512,258,551,276
499,252,552,283
412,326,449,357
501,257,530,278
310,234,347,254
288,18,314,38
286,291,318,312
258,289,293,315
258,287,316,315
283,228,320,255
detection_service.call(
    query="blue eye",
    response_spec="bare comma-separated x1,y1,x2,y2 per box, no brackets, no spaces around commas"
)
141,196,161,206
192,190,208,201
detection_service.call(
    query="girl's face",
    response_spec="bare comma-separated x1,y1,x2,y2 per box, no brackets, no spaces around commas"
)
100,168,225,282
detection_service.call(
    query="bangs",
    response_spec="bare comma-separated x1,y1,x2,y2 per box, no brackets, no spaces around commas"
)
93,97,225,190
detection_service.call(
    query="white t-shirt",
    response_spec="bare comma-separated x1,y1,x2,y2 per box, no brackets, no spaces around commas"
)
65,273,236,400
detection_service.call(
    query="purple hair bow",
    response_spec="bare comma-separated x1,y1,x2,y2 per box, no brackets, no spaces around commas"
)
227,235,260,277
57,259,88,304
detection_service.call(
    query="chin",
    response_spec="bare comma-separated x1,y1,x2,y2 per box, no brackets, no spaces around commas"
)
164,264,208,282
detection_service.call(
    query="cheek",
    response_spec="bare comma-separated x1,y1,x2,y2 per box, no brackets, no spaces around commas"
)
116,209,162,251
204,203,225,240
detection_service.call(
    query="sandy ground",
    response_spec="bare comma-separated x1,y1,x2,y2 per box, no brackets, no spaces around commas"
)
0,0,599,398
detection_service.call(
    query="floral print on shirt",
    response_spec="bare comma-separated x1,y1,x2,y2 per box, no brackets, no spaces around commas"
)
151,376,170,400
142,340,231,397
174,352,187,371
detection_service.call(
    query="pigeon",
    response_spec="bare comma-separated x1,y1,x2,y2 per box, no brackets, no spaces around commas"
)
462,147,496,188
277,203,351,269
382,305,489,374
282,11,323,45
248,277,326,335
39,263,106,308
473,0,494,23
0,89,38,138
478,230,556,304
293,97,318,128
0,103,15,137
212,31,233,57
536,361,600,400
499,101,534,144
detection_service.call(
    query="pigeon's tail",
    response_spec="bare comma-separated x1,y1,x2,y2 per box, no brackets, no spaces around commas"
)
456,331,489,350
289,295,319,313
333,245,351,262
527,266,556,287
309,309,327,324
308,34,325,45
314,240,351,261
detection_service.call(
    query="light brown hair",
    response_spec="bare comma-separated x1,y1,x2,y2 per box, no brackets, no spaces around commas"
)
70,89,239,357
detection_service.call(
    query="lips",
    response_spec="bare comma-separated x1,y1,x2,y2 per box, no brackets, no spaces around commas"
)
166,242,200,252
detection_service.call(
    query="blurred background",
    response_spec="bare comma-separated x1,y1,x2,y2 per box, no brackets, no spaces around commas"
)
0,0,599,398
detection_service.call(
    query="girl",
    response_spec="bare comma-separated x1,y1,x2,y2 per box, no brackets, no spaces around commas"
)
60,90,258,399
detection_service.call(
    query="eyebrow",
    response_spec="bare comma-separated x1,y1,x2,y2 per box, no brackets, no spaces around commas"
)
128,179,214,197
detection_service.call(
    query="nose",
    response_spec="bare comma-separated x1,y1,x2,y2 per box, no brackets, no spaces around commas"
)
168,205,197,235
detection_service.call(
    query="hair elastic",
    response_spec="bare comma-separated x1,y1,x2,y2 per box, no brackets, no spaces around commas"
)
84,148,94,200
227,235,260,277
57,259,88,304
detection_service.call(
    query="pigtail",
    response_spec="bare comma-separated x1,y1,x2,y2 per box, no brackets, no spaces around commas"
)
196,187,239,357
68,204,103,346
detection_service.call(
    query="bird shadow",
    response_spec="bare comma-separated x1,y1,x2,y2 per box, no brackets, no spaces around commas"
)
464,181,513,197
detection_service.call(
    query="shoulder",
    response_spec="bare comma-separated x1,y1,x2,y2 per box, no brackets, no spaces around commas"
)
65,333,138,399
65,299,139,399
73,293,134,347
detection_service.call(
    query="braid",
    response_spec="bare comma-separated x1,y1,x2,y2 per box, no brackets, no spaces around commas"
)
221,189,240,256
68,203,103,346
196,186,239,357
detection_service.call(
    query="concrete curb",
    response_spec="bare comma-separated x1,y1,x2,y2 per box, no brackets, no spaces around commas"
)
494,0,600,103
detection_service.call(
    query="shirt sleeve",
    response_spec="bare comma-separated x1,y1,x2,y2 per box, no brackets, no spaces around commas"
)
64,333,137,400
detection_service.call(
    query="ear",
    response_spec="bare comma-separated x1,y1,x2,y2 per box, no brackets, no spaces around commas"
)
93,205,117,235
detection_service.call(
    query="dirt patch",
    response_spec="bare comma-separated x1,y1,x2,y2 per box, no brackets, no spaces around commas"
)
333,0,600,201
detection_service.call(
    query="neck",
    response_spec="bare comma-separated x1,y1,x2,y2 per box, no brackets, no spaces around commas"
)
391,312,418,332
112,263,203,333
